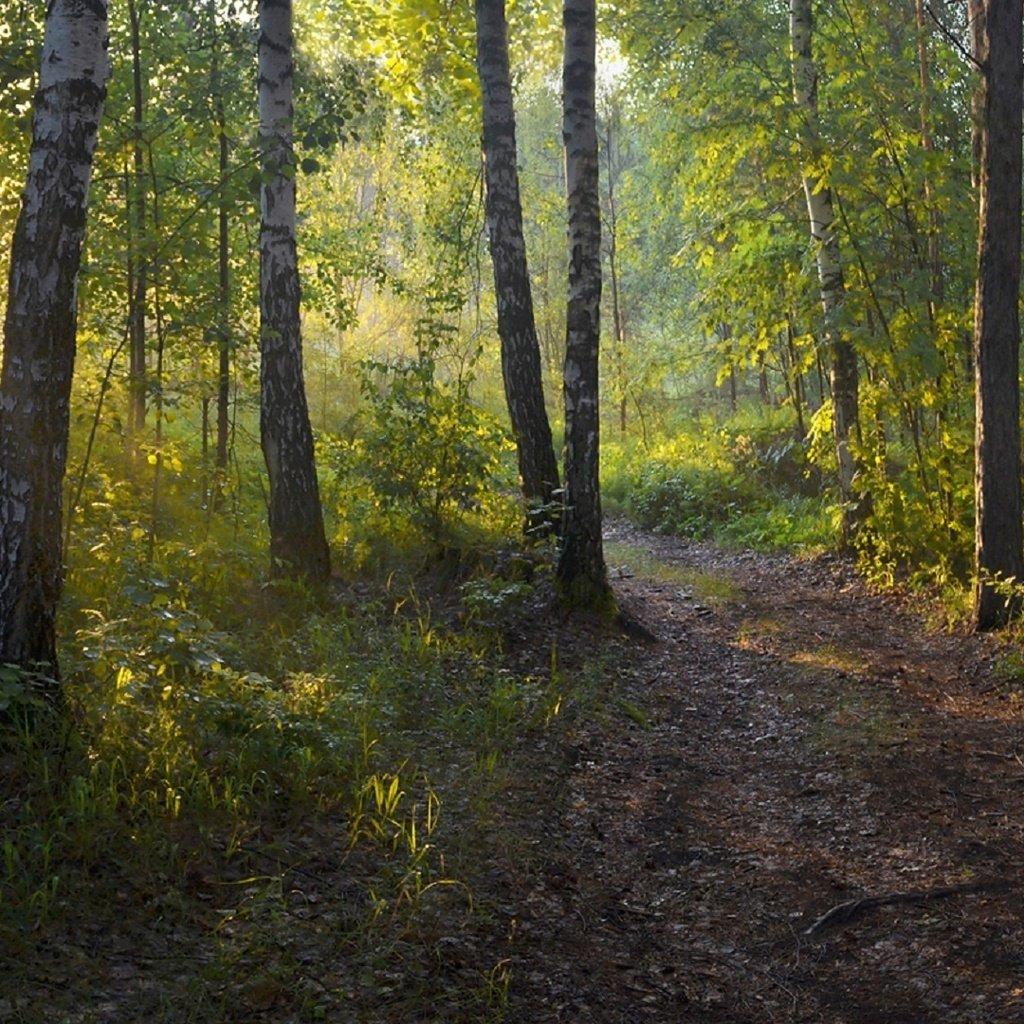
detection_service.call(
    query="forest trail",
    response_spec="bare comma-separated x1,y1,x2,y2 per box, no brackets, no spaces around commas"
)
489,521,1024,1023
12,524,1024,1024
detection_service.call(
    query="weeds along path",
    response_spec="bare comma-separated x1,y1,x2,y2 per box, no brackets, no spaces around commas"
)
7,522,1024,1023
494,520,1024,1023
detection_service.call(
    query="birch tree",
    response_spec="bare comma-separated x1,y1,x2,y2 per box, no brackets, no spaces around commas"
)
971,0,1023,630
259,0,331,582
789,0,861,542
557,0,609,606
475,0,561,534
0,0,110,680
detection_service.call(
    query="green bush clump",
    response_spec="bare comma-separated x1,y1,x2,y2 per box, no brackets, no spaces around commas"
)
629,463,758,538
610,406,829,550
323,343,519,569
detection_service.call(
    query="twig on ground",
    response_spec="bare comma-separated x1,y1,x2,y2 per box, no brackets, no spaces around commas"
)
803,879,1013,937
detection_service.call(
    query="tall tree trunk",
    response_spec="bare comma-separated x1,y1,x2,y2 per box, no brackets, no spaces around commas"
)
969,0,985,190
0,0,109,681
557,0,609,607
603,116,629,437
258,0,330,582
914,0,943,313
972,0,1023,630
785,318,807,438
789,0,860,544
145,144,167,564
215,64,231,472
207,0,231,476
126,0,147,442
475,0,561,534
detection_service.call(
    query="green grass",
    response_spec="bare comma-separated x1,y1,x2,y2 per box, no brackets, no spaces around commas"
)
604,540,742,605
0,492,589,1022
602,407,834,555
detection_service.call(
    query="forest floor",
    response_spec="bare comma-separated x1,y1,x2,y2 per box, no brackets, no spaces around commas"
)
8,520,1024,1023
482,519,1024,1023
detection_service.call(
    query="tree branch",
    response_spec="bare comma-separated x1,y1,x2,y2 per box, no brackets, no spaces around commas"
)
925,2,982,69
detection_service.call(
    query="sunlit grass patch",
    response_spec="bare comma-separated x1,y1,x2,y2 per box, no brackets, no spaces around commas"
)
736,615,786,650
790,642,871,676
603,408,833,554
718,495,834,553
604,540,741,605
2,508,601,1021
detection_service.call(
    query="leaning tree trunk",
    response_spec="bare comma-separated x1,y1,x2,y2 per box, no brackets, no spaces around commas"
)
557,0,610,608
789,0,860,544
0,0,109,682
475,0,562,535
258,0,330,582
971,0,1023,631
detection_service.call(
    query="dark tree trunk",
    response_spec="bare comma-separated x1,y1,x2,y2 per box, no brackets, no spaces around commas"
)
785,319,807,438
557,0,609,608
970,0,985,190
475,0,561,534
258,0,331,582
972,0,1023,630
216,92,231,472
0,0,109,680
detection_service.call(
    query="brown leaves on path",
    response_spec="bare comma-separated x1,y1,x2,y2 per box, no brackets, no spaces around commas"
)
488,520,1024,1023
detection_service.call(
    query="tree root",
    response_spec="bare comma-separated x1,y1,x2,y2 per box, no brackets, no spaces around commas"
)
803,879,1013,937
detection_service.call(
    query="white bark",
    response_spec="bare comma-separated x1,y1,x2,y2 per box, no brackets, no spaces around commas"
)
258,0,330,581
476,0,561,528
557,0,608,605
789,0,859,534
0,0,109,676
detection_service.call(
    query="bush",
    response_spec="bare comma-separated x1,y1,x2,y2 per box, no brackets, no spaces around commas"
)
608,406,832,551
324,346,518,565
629,463,757,538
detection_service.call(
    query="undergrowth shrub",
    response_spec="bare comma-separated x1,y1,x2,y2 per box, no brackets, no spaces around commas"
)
629,463,757,538
324,343,519,568
4,493,569,949
849,416,974,590
804,382,975,593
609,406,830,550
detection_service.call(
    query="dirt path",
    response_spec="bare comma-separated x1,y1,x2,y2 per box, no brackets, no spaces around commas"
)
491,522,1024,1023
9,523,1024,1023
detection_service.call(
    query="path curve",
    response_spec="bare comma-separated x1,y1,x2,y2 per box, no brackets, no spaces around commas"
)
498,522,1024,1023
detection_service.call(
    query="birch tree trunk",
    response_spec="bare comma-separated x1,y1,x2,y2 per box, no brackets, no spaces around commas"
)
475,0,561,534
789,0,860,543
258,0,331,582
0,0,109,681
216,103,231,473
557,0,610,607
971,0,1023,630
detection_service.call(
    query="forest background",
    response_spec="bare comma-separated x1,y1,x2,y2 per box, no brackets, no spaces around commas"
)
1,0,1021,1019
0,0,992,608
